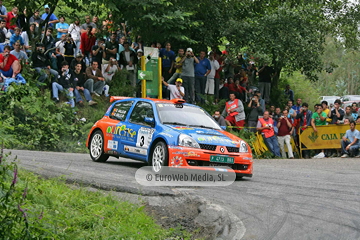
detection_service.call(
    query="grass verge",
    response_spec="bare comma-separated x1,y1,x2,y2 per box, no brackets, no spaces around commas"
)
0,152,192,239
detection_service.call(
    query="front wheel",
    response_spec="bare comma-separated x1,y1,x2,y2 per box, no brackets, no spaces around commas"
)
89,130,109,162
150,141,169,173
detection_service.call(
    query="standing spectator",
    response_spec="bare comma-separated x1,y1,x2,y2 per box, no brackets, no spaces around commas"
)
277,109,294,159
55,34,66,70
0,1,7,20
296,102,312,158
344,106,354,122
10,41,27,61
73,62,97,106
219,78,229,100
52,61,75,107
247,94,263,132
167,48,184,84
258,63,275,104
70,53,86,73
292,98,302,114
62,34,76,66
351,102,359,120
222,93,246,129
119,41,137,87
80,26,96,66
43,27,57,70
213,110,226,127
162,77,185,100
214,51,224,102
92,38,105,68
6,6,18,33
311,104,327,158
205,51,220,97
80,15,96,34
255,91,266,113
194,50,211,103
340,121,360,158
160,42,175,81
41,5,59,28
256,111,281,157
85,60,105,96
68,17,81,56
31,43,58,83
92,16,101,30
55,16,69,40
179,48,198,103
103,33,118,65
284,84,294,102
29,10,43,30
329,99,344,124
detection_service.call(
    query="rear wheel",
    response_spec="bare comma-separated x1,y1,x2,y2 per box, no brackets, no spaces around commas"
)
89,130,109,162
150,141,168,173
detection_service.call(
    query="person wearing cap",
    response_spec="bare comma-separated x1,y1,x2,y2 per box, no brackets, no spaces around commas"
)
137,49,144,59
194,50,211,104
179,47,199,103
70,53,86,73
31,43,59,84
41,4,59,28
162,77,185,100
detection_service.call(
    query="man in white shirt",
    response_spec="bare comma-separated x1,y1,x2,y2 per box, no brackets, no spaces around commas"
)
162,77,185,100
205,51,220,96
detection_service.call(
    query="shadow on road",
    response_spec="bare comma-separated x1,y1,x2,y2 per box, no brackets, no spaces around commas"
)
103,159,148,169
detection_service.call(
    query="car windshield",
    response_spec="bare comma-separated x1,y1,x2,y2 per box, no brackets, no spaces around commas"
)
156,103,221,130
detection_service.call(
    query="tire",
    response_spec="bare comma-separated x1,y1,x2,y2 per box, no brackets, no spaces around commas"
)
150,141,169,173
89,130,109,162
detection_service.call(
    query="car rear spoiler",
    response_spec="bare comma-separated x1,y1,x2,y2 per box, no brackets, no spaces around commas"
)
109,96,132,103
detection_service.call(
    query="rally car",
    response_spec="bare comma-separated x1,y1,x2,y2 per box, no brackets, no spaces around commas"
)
86,97,253,178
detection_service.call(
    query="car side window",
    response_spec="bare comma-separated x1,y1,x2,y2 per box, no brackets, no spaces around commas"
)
110,101,134,121
129,101,154,126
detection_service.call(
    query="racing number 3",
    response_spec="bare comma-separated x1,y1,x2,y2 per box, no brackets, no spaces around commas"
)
136,127,155,149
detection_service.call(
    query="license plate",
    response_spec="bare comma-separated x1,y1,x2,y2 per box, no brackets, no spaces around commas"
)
210,155,234,164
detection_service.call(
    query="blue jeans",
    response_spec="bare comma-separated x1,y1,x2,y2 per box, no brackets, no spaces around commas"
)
341,140,360,156
264,135,281,157
52,82,75,108
195,75,207,103
74,88,92,103
84,79,105,95
35,67,58,83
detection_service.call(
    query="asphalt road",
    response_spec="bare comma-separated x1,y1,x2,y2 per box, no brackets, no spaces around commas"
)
7,149,360,240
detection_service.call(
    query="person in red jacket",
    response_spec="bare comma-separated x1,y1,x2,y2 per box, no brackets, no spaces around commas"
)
257,111,281,157
6,6,18,33
80,26,96,66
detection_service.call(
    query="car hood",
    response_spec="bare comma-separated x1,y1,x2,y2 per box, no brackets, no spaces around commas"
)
169,125,238,146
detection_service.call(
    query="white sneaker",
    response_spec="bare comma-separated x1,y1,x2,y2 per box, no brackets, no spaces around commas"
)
313,152,325,159
341,154,349,158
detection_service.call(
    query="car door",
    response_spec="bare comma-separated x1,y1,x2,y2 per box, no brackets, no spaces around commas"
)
121,101,156,161
103,100,134,155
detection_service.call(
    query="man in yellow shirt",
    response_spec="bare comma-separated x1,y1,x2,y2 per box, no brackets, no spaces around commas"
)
167,48,184,84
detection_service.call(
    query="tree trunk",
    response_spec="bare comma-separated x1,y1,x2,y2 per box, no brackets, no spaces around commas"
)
272,66,282,89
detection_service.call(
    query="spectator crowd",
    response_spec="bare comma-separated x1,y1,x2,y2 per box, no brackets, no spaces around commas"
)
1,3,359,159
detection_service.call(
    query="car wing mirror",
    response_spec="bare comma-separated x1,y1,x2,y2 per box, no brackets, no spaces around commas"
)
221,126,227,130
144,117,155,125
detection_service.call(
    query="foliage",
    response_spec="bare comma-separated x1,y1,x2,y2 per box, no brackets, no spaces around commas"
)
0,151,191,239
108,70,137,97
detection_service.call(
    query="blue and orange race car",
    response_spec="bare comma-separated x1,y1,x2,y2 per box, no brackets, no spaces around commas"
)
86,97,253,178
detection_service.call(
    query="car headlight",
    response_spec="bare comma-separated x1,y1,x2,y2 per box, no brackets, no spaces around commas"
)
239,141,248,153
178,134,200,148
